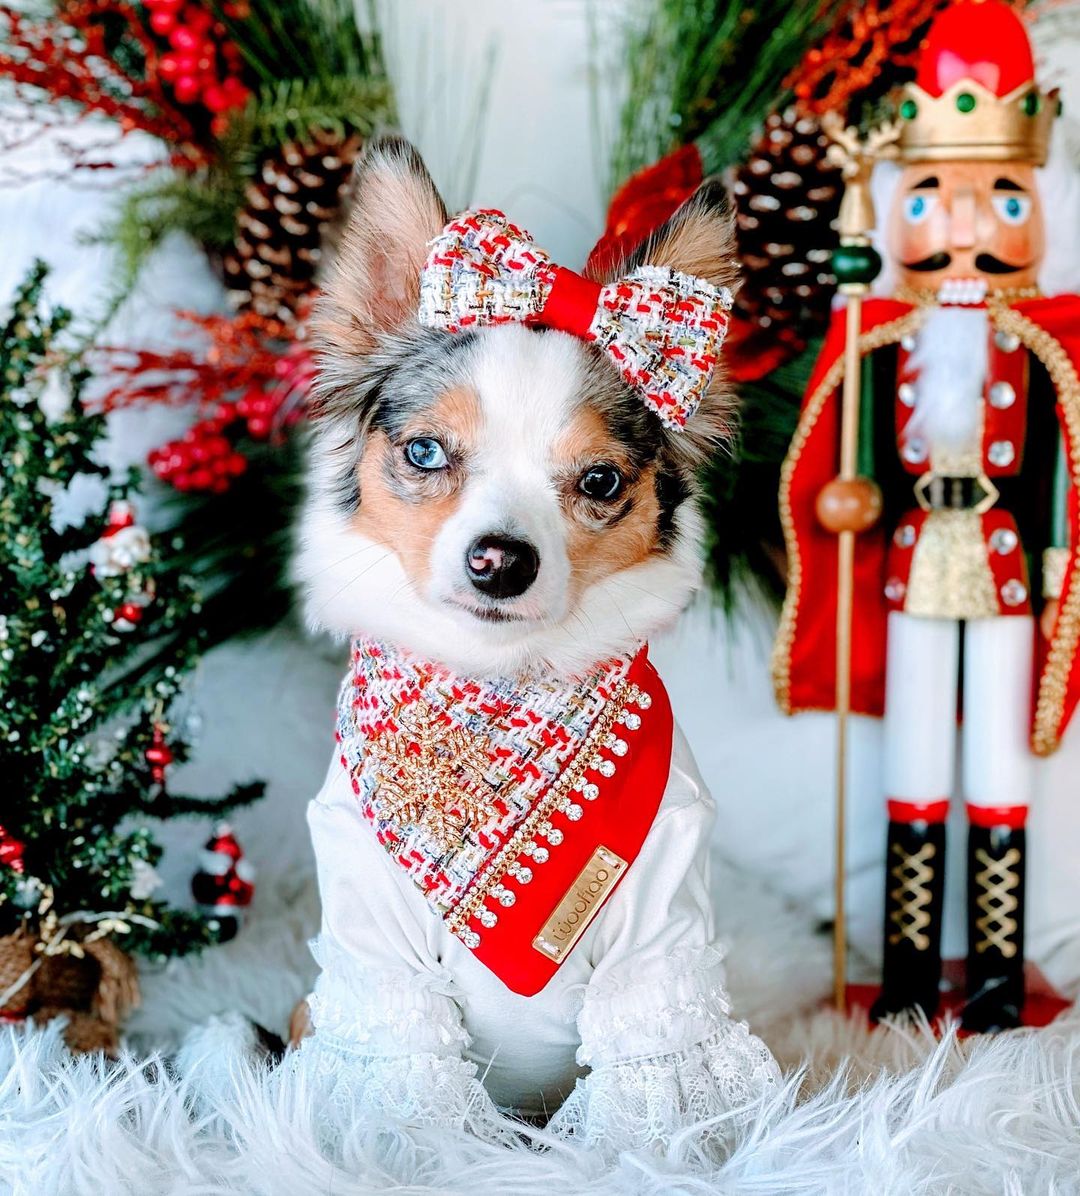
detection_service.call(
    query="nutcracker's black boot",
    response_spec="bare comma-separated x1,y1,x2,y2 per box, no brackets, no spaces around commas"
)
870,816,946,1022
961,820,1026,1033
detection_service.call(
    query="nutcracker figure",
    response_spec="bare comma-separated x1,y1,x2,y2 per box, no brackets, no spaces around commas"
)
774,0,1080,1030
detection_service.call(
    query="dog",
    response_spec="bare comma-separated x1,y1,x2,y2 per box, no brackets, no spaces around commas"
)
293,136,778,1152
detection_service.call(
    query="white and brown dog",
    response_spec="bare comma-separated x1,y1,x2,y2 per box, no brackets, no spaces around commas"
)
294,136,777,1152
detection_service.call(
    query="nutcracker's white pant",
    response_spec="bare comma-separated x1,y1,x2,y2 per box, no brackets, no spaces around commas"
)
883,612,1035,811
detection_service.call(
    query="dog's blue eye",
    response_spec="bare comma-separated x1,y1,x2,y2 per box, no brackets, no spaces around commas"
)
579,464,623,500
405,438,448,470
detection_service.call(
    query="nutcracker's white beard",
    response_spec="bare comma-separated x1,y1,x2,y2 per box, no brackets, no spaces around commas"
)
905,307,988,452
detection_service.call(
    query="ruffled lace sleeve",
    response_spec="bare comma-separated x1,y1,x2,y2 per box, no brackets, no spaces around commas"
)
302,764,506,1134
548,729,781,1156
301,934,501,1132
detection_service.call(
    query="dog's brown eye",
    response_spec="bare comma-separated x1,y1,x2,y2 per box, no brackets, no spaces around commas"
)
405,437,448,470
579,464,623,501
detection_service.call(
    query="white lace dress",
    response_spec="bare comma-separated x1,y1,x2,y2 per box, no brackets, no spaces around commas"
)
301,724,779,1155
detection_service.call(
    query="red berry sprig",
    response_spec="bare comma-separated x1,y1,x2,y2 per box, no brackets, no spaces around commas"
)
145,0,251,134
149,414,248,493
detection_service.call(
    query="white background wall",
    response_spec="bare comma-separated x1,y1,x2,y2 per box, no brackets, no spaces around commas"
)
5,0,1080,994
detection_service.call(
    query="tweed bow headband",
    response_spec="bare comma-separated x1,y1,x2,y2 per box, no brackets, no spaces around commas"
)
417,209,733,430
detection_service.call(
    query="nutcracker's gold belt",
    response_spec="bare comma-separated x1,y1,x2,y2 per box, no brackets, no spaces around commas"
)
914,472,1000,514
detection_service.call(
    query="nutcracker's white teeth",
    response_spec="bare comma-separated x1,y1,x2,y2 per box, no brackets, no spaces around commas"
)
937,277,988,306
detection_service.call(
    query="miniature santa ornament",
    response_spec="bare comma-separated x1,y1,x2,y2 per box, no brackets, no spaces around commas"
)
88,501,151,578
88,501,155,632
191,823,255,940
774,0,1080,1029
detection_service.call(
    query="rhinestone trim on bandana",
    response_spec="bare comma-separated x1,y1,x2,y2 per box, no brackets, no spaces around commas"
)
334,638,649,954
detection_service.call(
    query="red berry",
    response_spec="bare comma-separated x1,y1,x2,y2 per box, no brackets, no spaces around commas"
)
190,467,214,490
117,602,144,625
226,452,247,476
173,74,200,104
169,24,199,51
202,84,229,114
246,416,270,440
150,10,177,34
158,52,181,80
184,7,213,32
220,78,250,109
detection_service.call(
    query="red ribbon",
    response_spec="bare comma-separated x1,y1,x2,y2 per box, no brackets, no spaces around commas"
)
540,266,603,339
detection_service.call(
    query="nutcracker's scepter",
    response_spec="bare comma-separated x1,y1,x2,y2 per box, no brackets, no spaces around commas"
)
816,115,897,1012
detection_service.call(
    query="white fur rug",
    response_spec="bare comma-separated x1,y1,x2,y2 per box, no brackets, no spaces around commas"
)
3,852,1080,1195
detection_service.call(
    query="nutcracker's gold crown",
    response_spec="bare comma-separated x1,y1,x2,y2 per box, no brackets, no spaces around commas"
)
897,79,1058,166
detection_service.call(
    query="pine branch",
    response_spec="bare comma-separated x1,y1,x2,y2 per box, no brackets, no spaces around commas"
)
211,0,389,90
88,165,245,296
239,75,395,150
152,782,266,819
609,0,841,188
1,265,262,960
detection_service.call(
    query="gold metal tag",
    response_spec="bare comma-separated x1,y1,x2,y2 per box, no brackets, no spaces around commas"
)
532,846,627,963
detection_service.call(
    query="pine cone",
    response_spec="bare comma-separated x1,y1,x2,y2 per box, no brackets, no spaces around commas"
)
222,127,364,323
731,106,843,357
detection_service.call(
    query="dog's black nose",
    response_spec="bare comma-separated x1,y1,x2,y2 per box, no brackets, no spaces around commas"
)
466,535,540,599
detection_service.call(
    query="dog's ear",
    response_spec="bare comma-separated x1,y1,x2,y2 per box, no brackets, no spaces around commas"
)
615,179,741,463
315,135,448,357
622,178,740,295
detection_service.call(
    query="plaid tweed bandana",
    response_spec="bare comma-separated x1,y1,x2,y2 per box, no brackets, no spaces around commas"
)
334,636,662,974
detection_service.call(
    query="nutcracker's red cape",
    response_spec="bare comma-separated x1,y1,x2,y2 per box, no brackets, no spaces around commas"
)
772,294,1080,755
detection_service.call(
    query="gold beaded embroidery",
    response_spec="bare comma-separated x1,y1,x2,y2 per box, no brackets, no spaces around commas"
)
367,698,496,854
904,510,1000,620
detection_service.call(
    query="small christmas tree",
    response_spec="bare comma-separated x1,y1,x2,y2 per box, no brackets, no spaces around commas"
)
0,264,262,1046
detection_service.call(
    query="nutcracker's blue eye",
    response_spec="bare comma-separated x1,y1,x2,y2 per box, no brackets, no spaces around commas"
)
405,437,448,470
992,194,1032,225
903,193,936,224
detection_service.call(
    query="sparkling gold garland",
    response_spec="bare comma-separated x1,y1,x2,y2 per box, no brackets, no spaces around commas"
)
988,300,1080,756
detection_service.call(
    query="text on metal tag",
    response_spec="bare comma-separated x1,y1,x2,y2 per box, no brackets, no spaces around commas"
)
532,845,627,963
